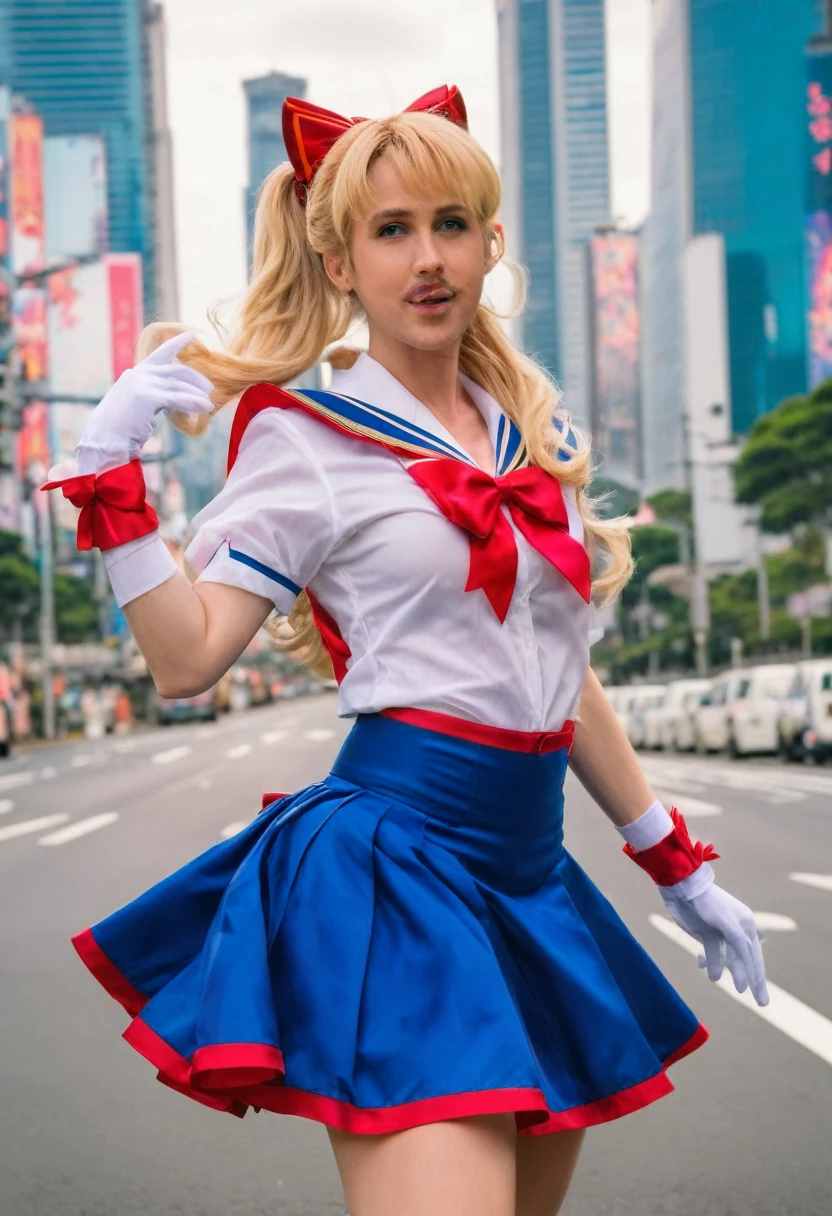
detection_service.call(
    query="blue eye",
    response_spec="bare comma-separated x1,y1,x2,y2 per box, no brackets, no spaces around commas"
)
440,217,467,231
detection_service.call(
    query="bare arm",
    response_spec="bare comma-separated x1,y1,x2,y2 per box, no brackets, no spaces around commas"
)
569,667,657,827
123,573,273,699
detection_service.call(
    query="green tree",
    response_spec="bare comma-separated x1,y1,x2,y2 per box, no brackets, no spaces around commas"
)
734,384,832,532
0,531,39,641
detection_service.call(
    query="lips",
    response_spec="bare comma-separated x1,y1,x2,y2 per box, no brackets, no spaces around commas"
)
407,285,454,303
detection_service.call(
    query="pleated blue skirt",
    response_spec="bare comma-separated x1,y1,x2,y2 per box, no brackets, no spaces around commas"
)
73,710,707,1134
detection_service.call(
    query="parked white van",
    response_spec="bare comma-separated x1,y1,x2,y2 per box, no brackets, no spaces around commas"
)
728,664,797,756
627,685,667,749
650,678,713,751
777,660,832,763
694,670,749,753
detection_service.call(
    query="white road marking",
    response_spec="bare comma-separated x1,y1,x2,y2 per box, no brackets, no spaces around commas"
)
0,799,13,815
151,746,191,765
112,740,137,754
38,812,119,846
191,726,218,739
226,743,252,759
261,730,289,745
655,792,723,817
0,771,35,792
753,912,798,932
304,729,335,741
789,872,832,892
71,753,106,768
650,915,832,1066
220,821,249,838
39,766,57,780
0,814,70,843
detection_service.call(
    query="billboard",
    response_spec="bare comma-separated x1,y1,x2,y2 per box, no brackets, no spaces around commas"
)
588,232,641,486
10,113,45,277
0,87,10,267
44,135,108,266
16,400,50,480
47,253,143,398
806,209,832,387
806,48,832,388
12,287,48,383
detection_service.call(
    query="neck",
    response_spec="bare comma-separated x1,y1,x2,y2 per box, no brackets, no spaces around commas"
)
366,333,467,419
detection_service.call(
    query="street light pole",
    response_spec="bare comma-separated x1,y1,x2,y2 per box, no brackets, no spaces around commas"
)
37,484,56,739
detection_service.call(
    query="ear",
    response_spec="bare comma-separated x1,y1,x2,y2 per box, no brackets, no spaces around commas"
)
485,222,505,274
323,251,353,293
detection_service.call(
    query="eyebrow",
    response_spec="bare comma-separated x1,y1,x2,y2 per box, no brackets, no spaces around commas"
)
367,203,470,225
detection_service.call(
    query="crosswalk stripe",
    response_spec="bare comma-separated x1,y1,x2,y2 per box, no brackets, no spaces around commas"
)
151,746,191,765
0,814,70,843
38,813,119,846
226,743,252,759
304,729,335,741
654,791,722,817
789,872,832,892
0,771,35,792
0,799,13,816
650,914,832,1066
220,821,249,838
261,730,289,745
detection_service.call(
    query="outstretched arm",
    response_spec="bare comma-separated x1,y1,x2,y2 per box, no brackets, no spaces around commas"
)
569,666,655,826
569,666,769,1006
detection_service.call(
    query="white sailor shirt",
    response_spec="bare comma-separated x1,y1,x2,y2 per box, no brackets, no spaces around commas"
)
185,352,593,733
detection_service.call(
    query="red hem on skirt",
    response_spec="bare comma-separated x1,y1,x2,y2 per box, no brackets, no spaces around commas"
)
73,924,710,1136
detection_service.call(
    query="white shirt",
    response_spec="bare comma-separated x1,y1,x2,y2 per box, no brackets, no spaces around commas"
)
186,352,592,732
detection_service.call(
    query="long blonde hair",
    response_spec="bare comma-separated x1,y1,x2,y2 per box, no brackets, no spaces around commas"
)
138,108,632,676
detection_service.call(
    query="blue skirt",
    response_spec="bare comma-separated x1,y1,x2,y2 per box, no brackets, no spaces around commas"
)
73,710,707,1134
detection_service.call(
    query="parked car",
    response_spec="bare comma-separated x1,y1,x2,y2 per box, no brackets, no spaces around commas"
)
728,664,796,756
626,686,667,749
694,670,749,753
777,659,832,763
650,678,713,751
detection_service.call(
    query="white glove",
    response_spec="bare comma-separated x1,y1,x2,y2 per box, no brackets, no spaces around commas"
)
659,881,770,1007
75,330,214,476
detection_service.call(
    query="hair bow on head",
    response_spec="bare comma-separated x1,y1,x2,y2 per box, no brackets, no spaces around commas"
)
282,84,469,206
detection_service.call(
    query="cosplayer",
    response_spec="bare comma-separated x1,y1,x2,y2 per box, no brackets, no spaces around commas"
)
44,86,768,1216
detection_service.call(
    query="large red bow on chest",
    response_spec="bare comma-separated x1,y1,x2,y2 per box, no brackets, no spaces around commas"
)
41,459,159,551
407,459,591,623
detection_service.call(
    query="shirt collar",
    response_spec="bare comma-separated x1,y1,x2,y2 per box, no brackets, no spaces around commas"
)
329,351,505,474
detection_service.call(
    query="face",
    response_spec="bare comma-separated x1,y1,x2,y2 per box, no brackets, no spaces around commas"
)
324,158,502,357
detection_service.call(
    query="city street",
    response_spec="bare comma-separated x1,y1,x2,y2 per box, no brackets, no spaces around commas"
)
1,693,831,1215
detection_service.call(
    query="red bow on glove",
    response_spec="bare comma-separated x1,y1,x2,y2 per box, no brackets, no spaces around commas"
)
407,459,591,623
623,807,721,887
283,85,469,205
41,459,159,552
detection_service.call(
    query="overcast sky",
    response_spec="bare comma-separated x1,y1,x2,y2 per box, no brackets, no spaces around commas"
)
163,0,651,329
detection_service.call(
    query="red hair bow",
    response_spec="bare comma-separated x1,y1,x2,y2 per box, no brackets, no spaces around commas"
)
283,85,469,206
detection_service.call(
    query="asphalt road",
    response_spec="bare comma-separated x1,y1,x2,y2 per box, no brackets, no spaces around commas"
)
1,694,831,1216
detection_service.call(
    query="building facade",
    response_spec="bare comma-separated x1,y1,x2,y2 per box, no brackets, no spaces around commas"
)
243,71,306,273
642,0,823,492
496,0,610,424
0,0,167,317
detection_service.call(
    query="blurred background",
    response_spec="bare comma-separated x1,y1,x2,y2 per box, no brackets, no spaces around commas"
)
1,4,831,1215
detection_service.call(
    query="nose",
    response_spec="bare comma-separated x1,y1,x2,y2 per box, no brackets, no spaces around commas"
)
412,227,444,276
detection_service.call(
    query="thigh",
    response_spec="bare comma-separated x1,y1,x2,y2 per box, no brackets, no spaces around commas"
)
515,1128,586,1216
327,1113,517,1216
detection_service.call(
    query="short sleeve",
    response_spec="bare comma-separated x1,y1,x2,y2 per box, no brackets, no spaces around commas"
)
184,409,339,614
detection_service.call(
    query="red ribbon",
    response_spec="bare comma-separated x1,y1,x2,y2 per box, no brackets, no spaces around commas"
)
407,459,591,622
623,807,721,887
41,459,159,552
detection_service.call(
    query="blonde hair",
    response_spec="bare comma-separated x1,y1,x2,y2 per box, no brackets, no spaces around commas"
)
138,109,632,677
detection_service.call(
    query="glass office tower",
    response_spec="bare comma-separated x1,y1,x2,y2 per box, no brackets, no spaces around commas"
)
243,72,306,273
497,0,610,423
0,0,160,315
642,0,822,491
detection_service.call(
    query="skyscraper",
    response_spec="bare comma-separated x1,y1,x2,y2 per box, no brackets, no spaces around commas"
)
642,0,823,492
0,0,167,317
243,71,306,272
496,0,610,423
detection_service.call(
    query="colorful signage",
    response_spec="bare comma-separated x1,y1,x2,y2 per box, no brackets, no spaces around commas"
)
10,113,45,277
0,87,10,267
588,232,641,483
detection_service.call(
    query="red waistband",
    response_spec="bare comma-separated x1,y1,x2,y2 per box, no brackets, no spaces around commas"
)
378,706,574,755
